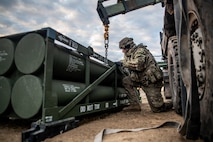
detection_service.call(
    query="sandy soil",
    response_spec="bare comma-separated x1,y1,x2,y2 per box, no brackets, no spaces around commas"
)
0,90,203,142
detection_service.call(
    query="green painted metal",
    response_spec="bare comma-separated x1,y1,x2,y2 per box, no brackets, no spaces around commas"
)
0,38,14,75
105,3,125,16
11,73,125,119
97,0,162,25
0,28,128,124
54,80,117,105
53,45,86,82
53,44,117,84
14,32,117,85
0,76,11,114
11,75,43,119
15,33,45,74
58,65,116,118
43,99,126,122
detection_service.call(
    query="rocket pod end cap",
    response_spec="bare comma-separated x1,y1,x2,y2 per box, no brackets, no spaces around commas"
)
11,75,42,119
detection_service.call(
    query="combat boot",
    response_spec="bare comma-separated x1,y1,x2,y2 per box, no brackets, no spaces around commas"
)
152,102,173,113
123,104,142,111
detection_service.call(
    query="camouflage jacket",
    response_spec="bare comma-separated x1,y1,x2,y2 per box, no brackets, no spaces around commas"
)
122,44,163,86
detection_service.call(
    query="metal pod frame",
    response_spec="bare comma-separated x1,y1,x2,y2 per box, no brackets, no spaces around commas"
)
0,27,129,141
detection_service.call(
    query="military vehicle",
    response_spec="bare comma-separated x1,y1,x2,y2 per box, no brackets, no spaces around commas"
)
96,0,213,141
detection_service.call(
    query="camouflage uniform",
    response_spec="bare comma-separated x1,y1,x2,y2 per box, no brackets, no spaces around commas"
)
119,37,172,112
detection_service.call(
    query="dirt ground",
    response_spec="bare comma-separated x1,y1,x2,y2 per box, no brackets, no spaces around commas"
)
0,90,203,142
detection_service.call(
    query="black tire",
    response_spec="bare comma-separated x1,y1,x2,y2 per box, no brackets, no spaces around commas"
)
167,36,182,114
180,0,213,141
188,0,213,141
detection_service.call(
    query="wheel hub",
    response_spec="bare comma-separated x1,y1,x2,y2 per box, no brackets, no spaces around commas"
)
190,17,205,100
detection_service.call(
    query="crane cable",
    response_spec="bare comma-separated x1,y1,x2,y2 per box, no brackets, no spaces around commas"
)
104,24,109,60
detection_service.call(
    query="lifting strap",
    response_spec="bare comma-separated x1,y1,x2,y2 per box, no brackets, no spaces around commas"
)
94,121,181,142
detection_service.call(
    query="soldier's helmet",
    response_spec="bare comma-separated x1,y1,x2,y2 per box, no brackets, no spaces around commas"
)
119,37,134,49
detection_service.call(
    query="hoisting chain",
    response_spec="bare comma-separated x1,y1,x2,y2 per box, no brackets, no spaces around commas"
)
104,24,109,60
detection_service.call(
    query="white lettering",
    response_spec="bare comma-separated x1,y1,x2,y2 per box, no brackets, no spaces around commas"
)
0,50,8,62
94,104,100,110
80,106,86,113
66,55,84,72
45,116,53,122
62,84,80,92
105,102,109,108
87,104,93,111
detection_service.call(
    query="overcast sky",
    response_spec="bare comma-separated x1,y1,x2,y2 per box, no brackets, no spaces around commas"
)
0,0,165,62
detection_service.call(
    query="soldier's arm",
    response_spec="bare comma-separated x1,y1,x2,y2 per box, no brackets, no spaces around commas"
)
123,49,146,71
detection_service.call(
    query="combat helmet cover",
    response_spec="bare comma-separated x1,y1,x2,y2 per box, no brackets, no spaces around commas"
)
119,37,134,49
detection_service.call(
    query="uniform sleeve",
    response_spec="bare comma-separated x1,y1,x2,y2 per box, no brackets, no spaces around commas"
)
123,48,146,71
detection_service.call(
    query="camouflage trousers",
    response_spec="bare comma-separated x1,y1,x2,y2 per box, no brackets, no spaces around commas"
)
122,76,164,111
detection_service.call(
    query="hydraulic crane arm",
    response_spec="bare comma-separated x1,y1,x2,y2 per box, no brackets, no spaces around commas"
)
96,0,163,60
97,0,163,25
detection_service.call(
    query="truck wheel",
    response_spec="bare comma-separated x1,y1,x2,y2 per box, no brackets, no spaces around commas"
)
167,36,182,115
184,0,213,141
188,0,213,141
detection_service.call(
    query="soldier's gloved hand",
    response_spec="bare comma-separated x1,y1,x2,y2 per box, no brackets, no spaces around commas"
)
122,67,130,76
114,61,123,67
